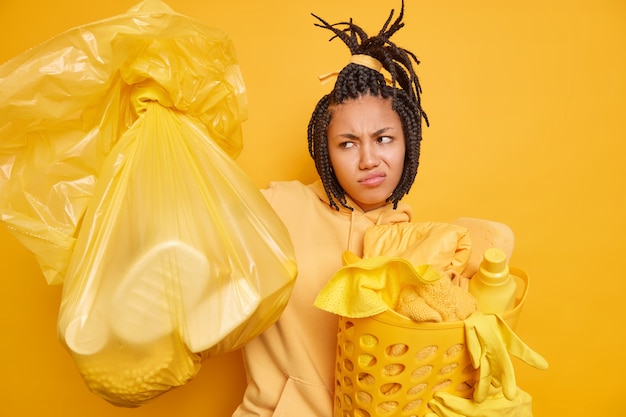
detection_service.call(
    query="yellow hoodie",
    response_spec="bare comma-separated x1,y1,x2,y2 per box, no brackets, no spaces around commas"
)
232,180,412,417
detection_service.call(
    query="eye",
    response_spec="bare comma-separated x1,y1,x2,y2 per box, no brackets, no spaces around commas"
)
378,135,393,144
339,141,356,149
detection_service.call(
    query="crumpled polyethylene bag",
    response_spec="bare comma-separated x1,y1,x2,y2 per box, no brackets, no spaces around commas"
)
0,0,297,407
0,0,247,286
362,222,472,276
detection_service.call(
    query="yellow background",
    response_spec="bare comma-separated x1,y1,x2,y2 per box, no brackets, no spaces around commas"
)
1,0,624,416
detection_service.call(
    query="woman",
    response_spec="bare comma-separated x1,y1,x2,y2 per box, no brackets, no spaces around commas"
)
232,3,428,416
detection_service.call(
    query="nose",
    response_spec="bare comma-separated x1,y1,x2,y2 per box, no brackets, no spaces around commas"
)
358,143,380,170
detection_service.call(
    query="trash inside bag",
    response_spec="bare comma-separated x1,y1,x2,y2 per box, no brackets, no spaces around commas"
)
58,99,296,406
0,0,297,407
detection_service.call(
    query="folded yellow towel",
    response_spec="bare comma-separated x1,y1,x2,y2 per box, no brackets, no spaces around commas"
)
396,286,442,322
396,273,478,322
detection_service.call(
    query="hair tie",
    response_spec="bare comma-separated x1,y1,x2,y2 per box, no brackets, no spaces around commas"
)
319,54,391,86
349,54,383,71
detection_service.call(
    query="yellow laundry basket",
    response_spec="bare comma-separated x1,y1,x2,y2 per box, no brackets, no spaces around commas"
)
333,268,529,417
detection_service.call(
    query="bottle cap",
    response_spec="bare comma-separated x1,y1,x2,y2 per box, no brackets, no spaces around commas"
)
478,247,510,285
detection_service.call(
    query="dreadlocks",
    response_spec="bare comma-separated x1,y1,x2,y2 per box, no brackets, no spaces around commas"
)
308,0,428,210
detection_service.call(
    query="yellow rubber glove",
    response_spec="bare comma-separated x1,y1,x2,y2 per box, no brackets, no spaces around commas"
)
464,312,548,402
424,385,534,417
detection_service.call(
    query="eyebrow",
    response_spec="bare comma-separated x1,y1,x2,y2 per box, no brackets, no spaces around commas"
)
333,126,395,140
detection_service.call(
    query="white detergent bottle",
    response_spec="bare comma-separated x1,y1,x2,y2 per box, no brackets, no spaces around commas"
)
469,247,517,314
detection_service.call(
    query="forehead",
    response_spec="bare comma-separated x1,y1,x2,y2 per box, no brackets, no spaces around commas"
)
327,94,400,128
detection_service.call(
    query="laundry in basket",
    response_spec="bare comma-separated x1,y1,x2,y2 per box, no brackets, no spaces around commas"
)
315,222,547,417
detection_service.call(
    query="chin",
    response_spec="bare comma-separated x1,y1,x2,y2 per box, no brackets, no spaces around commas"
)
356,197,390,211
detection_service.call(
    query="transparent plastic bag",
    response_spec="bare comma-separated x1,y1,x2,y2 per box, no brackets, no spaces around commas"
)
57,96,296,406
0,0,297,407
0,0,247,285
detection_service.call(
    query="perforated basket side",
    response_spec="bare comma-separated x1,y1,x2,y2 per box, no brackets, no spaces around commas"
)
333,268,529,417
334,315,475,417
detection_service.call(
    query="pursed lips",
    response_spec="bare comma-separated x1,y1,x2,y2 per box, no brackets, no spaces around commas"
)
358,172,386,187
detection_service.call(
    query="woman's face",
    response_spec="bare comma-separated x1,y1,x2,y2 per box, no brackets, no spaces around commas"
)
327,94,406,212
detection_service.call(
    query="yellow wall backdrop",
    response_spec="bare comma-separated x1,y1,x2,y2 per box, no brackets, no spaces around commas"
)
1,0,624,416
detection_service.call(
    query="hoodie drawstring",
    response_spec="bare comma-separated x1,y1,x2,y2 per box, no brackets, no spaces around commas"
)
346,209,356,253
